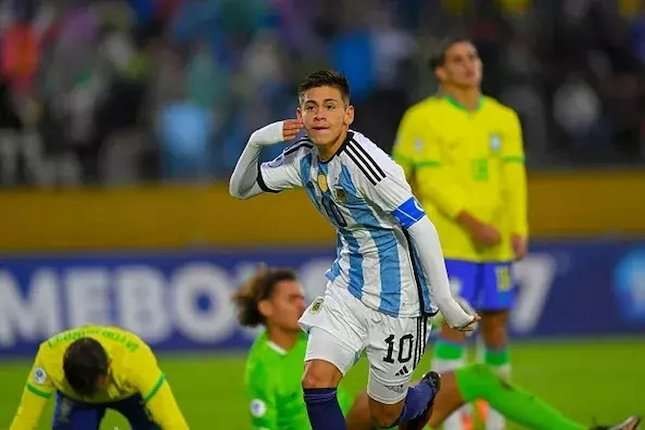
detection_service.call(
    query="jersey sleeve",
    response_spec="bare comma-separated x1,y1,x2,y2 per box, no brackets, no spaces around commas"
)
258,141,310,193
127,344,189,429
10,346,55,430
245,361,278,429
392,108,421,179
501,111,528,237
353,158,427,230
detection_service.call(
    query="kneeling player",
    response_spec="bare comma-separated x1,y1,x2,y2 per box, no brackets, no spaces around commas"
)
10,325,189,430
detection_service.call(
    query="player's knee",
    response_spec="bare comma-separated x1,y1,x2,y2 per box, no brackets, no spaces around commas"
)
301,366,339,389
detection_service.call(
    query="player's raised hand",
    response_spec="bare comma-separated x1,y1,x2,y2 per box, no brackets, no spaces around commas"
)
282,119,304,141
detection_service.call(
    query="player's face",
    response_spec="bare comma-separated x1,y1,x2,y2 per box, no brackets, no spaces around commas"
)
297,85,354,147
436,41,482,89
265,280,306,332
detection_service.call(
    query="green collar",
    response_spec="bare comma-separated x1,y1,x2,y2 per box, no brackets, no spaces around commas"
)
444,94,483,112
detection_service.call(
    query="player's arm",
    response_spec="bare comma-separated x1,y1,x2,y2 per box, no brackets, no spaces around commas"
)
130,345,189,429
355,165,478,330
10,348,55,430
229,119,303,199
245,363,279,429
501,112,528,258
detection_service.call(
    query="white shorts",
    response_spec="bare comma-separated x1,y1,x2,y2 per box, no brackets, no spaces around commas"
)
298,285,431,404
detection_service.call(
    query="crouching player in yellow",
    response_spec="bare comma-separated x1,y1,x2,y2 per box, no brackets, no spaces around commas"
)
10,325,189,430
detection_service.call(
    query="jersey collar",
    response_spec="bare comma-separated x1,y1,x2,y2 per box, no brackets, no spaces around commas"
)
266,340,287,356
318,130,353,164
444,95,483,112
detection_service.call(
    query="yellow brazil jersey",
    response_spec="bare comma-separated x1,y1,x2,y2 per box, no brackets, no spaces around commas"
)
10,325,189,430
393,95,528,262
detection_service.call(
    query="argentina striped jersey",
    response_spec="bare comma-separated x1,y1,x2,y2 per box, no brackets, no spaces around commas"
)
258,131,435,317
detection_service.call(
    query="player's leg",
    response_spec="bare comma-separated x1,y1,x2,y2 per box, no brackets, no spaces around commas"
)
109,394,160,429
366,314,439,429
299,288,367,430
438,364,587,430
479,263,517,429
51,392,106,430
432,259,477,429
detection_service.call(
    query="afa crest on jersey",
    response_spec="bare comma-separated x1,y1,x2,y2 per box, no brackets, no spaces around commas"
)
334,187,347,204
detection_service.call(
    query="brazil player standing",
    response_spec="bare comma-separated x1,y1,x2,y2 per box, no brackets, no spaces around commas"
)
230,70,479,430
393,37,528,429
10,325,188,430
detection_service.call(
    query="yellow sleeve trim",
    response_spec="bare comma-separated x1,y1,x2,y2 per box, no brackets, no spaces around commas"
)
26,383,53,399
143,373,166,404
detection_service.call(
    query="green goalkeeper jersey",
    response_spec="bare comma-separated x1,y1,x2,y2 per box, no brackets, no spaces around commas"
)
244,331,351,430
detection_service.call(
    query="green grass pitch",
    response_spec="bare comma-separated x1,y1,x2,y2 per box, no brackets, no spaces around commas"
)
1,338,643,429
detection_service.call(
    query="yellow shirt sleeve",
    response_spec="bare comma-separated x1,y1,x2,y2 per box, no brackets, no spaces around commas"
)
392,110,418,179
393,107,467,218
501,111,528,237
128,344,189,429
10,347,55,430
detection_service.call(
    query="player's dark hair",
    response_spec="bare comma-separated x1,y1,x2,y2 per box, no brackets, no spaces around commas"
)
297,70,350,104
63,337,109,397
233,267,297,327
428,36,473,69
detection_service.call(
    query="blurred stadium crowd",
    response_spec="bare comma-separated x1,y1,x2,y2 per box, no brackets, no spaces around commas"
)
0,0,644,186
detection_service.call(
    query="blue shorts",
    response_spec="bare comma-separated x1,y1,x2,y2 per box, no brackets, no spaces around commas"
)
445,259,516,311
52,391,160,430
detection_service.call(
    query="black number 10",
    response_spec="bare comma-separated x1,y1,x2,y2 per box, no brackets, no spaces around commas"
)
383,334,414,363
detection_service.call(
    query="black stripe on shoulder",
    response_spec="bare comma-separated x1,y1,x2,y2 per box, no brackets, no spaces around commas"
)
344,149,377,185
256,162,280,193
346,141,384,184
346,145,380,184
350,139,386,178
284,139,313,156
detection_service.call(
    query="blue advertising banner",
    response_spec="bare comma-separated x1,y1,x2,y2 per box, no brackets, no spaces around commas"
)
1,241,644,356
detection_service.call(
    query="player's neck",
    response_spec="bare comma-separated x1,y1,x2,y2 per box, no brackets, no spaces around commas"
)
441,86,481,112
316,129,348,162
267,326,299,351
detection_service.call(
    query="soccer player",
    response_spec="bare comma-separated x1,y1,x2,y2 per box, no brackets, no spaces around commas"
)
229,70,479,430
233,267,352,430
393,37,528,429
233,267,640,430
9,325,189,430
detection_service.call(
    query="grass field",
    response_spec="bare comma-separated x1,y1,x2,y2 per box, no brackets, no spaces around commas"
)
1,338,643,429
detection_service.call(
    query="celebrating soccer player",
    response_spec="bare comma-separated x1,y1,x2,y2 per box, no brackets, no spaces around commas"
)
230,69,479,430
9,325,188,430
233,267,640,430
393,37,528,429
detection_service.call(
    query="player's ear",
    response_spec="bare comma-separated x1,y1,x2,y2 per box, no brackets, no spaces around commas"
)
344,104,354,126
296,106,303,121
435,66,446,83
258,299,273,318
